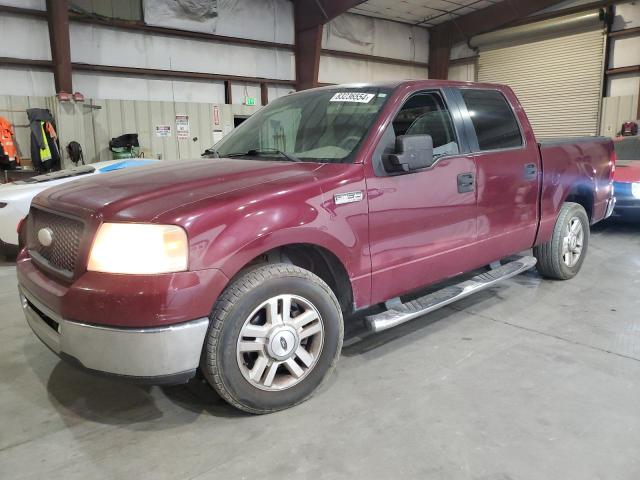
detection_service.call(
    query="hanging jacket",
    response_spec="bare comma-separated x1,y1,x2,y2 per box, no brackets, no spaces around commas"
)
27,108,60,172
38,122,53,162
0,116,19,168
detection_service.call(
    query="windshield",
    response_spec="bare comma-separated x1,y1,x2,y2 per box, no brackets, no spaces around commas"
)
212,87,392,164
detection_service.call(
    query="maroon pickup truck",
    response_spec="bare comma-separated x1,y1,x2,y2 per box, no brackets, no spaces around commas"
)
17,80,615,414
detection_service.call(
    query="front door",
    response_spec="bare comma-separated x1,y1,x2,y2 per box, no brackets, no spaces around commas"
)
366,90,478,304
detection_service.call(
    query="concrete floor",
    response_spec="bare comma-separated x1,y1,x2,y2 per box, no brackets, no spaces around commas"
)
1,220,639,480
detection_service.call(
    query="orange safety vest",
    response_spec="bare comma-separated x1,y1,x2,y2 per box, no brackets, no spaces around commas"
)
0,116,19,164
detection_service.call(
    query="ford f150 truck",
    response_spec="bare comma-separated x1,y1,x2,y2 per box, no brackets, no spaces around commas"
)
17,81,615,414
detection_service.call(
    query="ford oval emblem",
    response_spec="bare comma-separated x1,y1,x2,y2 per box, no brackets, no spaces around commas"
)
37,228,54,247
280,337,288,350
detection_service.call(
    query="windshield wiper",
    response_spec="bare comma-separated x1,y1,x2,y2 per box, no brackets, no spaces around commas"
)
211,148,302,162
246,148,302,162
202,147,219,157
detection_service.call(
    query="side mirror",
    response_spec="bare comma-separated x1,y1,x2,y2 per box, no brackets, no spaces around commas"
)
382,134,434,173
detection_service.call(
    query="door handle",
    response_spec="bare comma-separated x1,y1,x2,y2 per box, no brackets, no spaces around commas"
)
524,163,538,180
457,172,475,193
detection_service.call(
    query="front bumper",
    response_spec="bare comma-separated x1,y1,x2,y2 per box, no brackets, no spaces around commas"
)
20,285,209,383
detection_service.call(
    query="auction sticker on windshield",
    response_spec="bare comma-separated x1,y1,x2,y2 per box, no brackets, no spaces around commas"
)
330,92,375,103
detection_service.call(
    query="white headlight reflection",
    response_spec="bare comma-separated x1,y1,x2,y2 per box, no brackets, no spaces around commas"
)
88,223,188,274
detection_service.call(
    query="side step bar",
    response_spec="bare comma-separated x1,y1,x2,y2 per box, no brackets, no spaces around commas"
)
365,256,537,333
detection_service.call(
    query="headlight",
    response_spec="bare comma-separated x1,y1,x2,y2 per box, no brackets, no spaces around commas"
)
88,223,188,274
632,182,640,199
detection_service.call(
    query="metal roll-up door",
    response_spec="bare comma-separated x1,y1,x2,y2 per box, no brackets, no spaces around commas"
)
474,11,606,139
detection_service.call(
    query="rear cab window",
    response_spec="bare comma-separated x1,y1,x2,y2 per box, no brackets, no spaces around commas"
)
460,89,523,151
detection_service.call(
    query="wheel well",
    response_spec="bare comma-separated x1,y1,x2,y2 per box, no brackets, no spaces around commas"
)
565,186,593,221
238,244,354,314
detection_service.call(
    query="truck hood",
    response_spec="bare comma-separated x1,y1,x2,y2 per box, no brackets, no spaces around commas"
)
34,158,324,221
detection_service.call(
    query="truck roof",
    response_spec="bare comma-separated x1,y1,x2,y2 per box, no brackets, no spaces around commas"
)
314,79,509,91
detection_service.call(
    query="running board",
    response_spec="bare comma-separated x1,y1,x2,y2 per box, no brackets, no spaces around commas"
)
365,256,537,333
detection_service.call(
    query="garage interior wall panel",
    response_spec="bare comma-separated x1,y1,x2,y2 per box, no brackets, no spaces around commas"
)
0,68,55,97
71,0,142,21
69,24,295,82
0,0,45,10
267,85,294,103
319,56,427,85
607,1,640,98
448,62,475,82
0,13,51,61
608,73,640,99
612,1,640,30
0,12,51,97
610,37,640,71
72,72,226,103
142,0,294,45
477,28,605,138
600,94,639,136
319,12,428,84
322,13,429,62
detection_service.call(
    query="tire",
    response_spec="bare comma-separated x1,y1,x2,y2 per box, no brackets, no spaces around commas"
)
201,263,343,414
533,202,589,280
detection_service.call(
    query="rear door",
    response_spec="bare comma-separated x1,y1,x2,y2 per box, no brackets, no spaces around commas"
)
455,87,541,265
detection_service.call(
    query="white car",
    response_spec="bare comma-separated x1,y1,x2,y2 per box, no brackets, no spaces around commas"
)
0,159,155,255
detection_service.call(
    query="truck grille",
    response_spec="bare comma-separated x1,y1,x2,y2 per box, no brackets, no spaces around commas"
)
29,208,84,277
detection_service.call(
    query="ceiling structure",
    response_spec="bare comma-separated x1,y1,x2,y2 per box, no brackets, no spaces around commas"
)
349,0,501,27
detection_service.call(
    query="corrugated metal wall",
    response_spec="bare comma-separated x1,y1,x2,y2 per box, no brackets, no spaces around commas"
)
1,95,260,168
477,29,606,139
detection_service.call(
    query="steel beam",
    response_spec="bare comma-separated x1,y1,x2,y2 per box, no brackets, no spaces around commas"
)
294,21,323,91
46,0,72,93
293,0,366,90
294,0,366,32
224,80,233,105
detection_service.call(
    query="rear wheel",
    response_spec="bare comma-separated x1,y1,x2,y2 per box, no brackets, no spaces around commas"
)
201,263,343,414
533,202,589,280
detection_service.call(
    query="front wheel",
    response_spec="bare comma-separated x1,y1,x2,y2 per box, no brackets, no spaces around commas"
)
201,263,343,414
533,202,589,280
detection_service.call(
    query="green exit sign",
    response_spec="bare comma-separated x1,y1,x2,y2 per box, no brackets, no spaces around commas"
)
245,97,256,106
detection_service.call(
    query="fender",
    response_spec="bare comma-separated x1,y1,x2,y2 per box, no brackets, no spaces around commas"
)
176,164,372,308
215,227,370,308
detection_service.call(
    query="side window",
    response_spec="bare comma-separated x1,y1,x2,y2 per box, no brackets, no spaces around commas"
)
392,92,459,157
460,89,523,151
